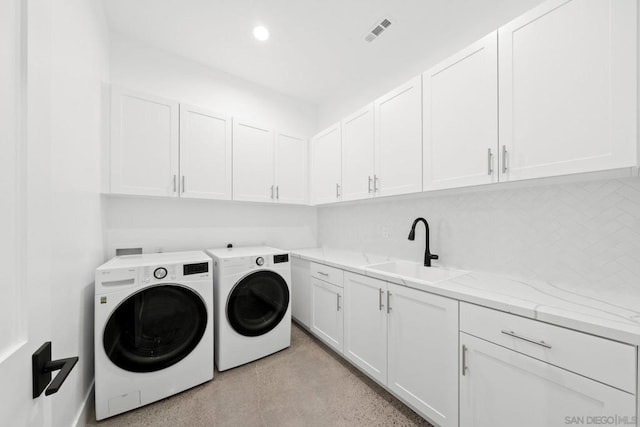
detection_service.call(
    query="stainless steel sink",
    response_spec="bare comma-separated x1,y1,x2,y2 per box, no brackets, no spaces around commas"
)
365,260,468,285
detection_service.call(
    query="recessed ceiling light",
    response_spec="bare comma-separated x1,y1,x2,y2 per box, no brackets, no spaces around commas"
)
253,26,270,41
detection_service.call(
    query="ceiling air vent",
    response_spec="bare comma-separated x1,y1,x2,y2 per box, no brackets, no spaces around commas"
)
364,17,393,42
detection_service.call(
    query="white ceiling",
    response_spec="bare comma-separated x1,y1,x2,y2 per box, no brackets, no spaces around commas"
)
102,0,544,106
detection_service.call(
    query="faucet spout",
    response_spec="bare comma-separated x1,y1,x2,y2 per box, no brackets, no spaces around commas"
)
408,217,439,267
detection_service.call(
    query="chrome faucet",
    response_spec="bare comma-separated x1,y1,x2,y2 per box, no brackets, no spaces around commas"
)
408,217,439,267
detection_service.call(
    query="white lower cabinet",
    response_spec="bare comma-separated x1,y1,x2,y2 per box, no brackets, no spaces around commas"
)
459,333,636,427
386,282,459,427
310,277,343,353
344,272,387,384
291,258,311,328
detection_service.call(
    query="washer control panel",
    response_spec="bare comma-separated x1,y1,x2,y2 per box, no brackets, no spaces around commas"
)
153,267,167,279
143,265,177,283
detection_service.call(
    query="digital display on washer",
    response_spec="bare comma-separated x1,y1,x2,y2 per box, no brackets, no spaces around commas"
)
183,262,209,275
273,254,289,264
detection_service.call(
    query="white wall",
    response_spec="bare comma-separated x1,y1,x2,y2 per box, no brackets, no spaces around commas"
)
104,196,316,258
104,36,319,256
49,0,110,425
318,171,640,292
316,0,545,130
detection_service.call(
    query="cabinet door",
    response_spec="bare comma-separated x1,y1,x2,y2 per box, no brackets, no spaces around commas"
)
232,119,274,202
423,32,498,191
344,273,387,384
387,283,458,427
110,88,179,197
460,333,636,427
179,105,231,200
310,123,342,205
291,258,311,329
275,132,307,205
499,0,637,181
310,277,343,353
374,76,423,197
341,104,375,201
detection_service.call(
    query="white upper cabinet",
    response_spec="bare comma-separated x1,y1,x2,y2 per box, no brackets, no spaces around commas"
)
232,119,275,202
374,76,423,197
341,104,375,201
498,0,637,181
110,87,179,197
423,32,498,191
275,132,308,205
310,123,342,205
179,104,232,200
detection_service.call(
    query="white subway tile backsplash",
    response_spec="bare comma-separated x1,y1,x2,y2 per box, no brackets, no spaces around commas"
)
318,177,640,292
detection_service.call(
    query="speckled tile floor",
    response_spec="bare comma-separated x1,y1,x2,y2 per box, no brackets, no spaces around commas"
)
88,323,432,427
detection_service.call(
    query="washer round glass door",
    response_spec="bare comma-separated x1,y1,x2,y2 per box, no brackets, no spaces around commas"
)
227,271,290,337
103,285,208,373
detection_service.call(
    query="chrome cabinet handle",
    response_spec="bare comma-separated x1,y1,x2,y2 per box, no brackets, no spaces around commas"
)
502,145,508,173
336,293,341,311
173,175,177,193
336,183,341,198
487,148,493,175
270,185,274,199
378,288,384,311
368,176,373,193
462,344,469,376
276,185,279,200
374,174,379,192
501,330,552,349
386,291,392,313
181,176,185,193
317,271,329,277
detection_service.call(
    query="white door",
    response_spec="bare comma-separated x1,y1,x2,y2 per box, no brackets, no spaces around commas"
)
310,278,343,353
110,87,179,197
374,76,423,197
232,119,275,202
275,132,308,205
459,333,636,427
387,283,458,427
179,105,232,200
498,0,637,181
341,104,375,201
423,32,498,191
310,123,342,205
1,0,53,423
343,273,387,384
291,258,311,328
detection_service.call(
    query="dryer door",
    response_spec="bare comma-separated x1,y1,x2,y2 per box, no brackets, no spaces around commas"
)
103,284,208,373
227,271,290,337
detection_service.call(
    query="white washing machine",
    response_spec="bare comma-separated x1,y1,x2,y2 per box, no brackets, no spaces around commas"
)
94,251,213,420
206,246,291,371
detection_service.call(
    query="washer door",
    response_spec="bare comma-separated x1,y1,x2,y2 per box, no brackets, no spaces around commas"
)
103,285,208,373
227,270,290,337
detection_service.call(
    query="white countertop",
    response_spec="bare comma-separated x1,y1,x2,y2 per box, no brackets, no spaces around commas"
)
291,247,640,346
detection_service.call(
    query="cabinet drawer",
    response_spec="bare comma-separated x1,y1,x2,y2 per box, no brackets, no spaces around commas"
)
460,303,636,394
310,262,344,287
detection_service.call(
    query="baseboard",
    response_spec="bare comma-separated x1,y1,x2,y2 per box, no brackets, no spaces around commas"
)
72,381,95,427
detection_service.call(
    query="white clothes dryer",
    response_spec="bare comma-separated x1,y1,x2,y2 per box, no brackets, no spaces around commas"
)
94,251,213,420
206,246,291,371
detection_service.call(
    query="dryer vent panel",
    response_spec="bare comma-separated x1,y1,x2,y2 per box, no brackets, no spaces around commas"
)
365,17,393,42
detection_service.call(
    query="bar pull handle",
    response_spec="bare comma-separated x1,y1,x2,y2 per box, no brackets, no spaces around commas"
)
379,288,384,311
337,293,341,311
502,145,508,174
487,148,493,175
181,176,185,193
462,344,468,376
276,185,279,200
270,185,274,199
368,176,373,193
32,342,79,398
317,271,329,277
501,330,552,349
386,291,392,313
374,174,379,192
173,174,177,193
